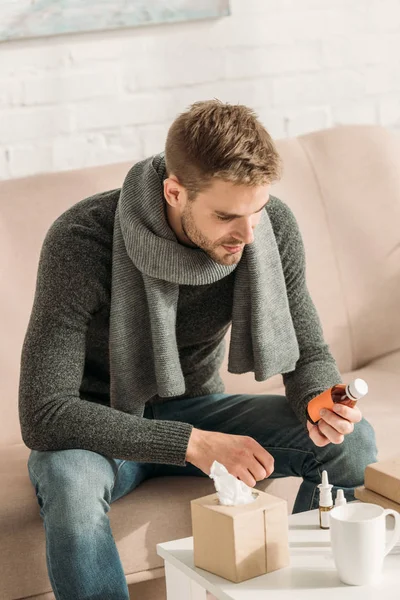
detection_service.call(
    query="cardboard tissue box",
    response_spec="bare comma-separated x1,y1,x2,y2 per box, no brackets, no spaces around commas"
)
364,456,400,504
355,486,400,512
190,461,290,583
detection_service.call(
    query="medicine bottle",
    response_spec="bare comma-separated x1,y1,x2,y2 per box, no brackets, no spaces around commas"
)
306,378,368,425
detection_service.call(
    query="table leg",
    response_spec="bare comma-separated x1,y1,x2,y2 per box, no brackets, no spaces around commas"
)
164,561,207,599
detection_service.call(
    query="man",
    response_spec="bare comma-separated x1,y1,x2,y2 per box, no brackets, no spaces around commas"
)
19,99,377,600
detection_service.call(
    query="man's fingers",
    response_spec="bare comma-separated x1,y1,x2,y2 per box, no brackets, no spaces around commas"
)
317,419,344,444
238,470,257,488
253,447,274,477
320,409,355,435
332,403,362,423
245,458,271,487
246,460,267,484
308,423,330,447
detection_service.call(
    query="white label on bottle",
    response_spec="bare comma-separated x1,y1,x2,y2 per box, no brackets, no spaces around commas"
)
321,510,331,528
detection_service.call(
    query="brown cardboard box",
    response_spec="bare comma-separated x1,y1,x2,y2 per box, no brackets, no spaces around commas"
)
191,489,290,583
364,456,400,504
355,485,400,512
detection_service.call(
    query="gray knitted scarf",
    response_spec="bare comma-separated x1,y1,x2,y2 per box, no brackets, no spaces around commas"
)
109,153,299,414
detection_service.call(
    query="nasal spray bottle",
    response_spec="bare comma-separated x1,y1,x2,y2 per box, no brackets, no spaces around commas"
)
318,470,333,529
335,489,347,507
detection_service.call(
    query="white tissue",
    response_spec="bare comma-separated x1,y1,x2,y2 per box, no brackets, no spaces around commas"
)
209,460,257,506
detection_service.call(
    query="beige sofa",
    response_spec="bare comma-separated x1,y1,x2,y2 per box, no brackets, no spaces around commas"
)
1,124,400,600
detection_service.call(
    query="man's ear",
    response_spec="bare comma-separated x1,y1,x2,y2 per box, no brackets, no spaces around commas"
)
164,176,186,209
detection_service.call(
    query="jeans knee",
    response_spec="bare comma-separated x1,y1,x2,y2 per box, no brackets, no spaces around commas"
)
346,418,378,468
352,417,378,465
316,417,378,487
28,449,115,524
332,417,378,484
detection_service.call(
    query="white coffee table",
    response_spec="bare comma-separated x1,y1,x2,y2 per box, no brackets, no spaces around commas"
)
156,506,400,599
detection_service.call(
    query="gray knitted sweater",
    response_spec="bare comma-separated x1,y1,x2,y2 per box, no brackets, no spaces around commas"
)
18,190,342,466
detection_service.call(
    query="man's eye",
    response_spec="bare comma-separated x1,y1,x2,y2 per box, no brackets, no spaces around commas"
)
216,215,233,221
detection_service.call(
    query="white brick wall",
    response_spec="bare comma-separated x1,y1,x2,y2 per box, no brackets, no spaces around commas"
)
0,0,400,180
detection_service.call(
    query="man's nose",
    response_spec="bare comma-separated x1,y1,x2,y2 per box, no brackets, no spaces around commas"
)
237,218,255,245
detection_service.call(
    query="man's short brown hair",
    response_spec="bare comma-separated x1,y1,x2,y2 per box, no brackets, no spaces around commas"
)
165,99,282,201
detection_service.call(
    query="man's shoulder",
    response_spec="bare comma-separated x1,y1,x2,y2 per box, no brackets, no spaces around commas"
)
36,189,121,304
264,194,306,275
44,188,120,256
51,188,120,234
265,195,300,239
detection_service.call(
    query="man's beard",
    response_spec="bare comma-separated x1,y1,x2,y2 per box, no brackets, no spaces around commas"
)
181,206,242,265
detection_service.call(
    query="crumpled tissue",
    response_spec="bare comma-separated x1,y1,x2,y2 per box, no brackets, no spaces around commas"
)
209,460,257,505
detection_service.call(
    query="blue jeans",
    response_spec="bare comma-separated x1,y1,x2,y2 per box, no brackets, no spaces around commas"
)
27,393,377,600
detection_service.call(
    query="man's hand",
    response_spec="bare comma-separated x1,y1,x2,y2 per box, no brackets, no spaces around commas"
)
307,403,362,447
185,428,274,488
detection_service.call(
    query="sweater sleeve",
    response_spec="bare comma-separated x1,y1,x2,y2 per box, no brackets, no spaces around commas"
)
18,208,193,465
267,196,343,426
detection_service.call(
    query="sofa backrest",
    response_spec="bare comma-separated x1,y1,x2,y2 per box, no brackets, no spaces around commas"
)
1,125,400,445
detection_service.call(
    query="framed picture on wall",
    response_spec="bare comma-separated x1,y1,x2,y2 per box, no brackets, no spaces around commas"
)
0,0,231,43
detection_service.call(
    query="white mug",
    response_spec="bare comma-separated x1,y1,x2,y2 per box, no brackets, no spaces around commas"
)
330,502,400,585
